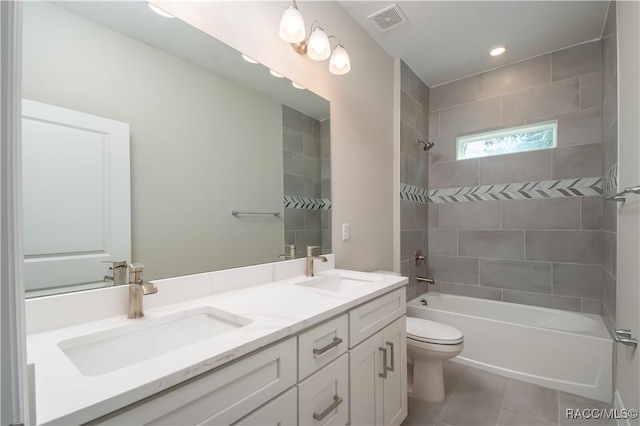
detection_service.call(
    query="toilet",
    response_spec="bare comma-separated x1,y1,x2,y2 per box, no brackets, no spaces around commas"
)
406,317,464,403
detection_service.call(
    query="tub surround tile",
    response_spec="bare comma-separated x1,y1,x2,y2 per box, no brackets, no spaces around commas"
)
603,231,616,276
283,127,304,153
580,298,601,315
525,230,602,265
556,108,603,147
502,78,579,123
579,72,603,110
401,200,418,230
409,68,430,110
429,111,440,138
429,159,478,189
439,97,502,136
428,203,440,229
552,143,603,180
417,104,430,137
502,198,580,230
552,264,603,299
401,90,417,128
429,255,479,285
402,230,425,262
479,150,552,186
428,229,458,256
580,197,602,230
430,75,479,111
551,41,602,82
480,259,552,293
416,203,429,229
284,208,305,231
428,134,457,164
439,201,501,230
401,122,421,158
479,54,551,99
283,105,314,135
459,230,525,260
503,289,582,312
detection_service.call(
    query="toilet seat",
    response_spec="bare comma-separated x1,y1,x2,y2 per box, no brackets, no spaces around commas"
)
406,317,463,345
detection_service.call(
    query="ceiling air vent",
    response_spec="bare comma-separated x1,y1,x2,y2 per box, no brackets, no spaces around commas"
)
367,4,408,33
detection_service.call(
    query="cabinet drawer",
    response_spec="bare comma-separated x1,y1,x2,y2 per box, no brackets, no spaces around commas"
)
234,387,297,426
349,288,406,348
298,353,349,426
90,338,296,426
298,314,348,380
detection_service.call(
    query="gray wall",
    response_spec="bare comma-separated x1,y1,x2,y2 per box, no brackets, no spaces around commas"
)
282,106,331,256
427,41,605,313
601,1,618,330
399,61,431,301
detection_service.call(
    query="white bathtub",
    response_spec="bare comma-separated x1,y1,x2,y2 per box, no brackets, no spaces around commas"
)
407,293,613,403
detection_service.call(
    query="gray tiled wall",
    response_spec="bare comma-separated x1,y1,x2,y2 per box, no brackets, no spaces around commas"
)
427,40,605,314
400,61,431,301
601,1,617,330
282,106,331,256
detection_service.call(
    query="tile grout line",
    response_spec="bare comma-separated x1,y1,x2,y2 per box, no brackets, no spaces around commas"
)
496,378,511,426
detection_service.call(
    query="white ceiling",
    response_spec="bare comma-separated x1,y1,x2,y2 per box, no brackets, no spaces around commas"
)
339,1,610,87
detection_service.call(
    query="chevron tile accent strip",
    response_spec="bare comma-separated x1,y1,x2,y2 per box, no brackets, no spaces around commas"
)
427,177,603,204
400,184,429,203
283,195,331,210
603,164,618,194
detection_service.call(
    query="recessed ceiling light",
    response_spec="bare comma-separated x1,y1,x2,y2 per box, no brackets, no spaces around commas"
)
489,46,506,57
292,82,306,90
147,3,174,18
269,69,285,78
242,54,259,64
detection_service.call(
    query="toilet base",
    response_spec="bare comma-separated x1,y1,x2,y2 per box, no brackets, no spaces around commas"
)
412,359,445,403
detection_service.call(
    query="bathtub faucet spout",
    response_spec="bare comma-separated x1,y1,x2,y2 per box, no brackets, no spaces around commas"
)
417,276,435,285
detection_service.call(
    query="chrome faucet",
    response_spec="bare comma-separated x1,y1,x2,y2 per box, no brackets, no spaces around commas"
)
127,263,157,319
417,276,435,285
103,260,128,285
306,246,328,277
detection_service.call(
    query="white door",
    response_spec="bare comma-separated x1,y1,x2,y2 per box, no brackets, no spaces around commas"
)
22,100,130,293
382,317,407,426
615,0,640,414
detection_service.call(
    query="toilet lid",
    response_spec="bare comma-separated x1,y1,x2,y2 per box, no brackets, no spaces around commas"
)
406,317,464,345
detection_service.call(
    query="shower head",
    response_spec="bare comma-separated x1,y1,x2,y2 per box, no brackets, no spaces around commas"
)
417,140,435,151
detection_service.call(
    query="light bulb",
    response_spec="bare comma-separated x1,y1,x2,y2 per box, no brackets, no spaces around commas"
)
307,27,331,61
329,45,351,75
279,4,305,43
270,69,285,78
292,82,306,90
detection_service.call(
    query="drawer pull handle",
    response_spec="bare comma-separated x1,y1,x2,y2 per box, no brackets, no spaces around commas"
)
379,347,388,378
386,341,395,372
313,395,344,421
313,337,343,355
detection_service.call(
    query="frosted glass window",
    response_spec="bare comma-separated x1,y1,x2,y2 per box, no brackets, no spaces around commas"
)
457,121,557,160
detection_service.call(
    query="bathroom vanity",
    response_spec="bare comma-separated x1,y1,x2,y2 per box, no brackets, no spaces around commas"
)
26,256,408,425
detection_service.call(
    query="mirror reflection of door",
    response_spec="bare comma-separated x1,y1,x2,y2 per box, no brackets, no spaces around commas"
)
22,100,131,296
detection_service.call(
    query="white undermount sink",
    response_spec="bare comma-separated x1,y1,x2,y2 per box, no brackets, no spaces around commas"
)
297,271,384,292
58,307,252,376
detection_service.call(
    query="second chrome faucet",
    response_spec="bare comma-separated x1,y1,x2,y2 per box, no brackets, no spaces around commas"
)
306,246,327,277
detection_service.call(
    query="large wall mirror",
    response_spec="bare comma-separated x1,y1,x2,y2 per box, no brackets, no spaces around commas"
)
22,1,331,297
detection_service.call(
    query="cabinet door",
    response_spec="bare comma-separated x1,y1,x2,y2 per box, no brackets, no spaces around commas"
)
298,353,349,426
349,331,384,426
234,387,297,426
382,316,407,426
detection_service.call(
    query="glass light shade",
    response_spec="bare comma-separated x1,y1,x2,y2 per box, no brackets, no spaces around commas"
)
307,28,331,61
279,5,305,43
490,46,506,56
148,3,174,18
242,54,259,64
329,45,351,75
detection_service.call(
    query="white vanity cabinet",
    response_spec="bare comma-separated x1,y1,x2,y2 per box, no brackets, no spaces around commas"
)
349,288,408,426
84,286,406,426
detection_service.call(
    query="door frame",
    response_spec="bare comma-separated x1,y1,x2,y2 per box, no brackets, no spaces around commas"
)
1,1,28,424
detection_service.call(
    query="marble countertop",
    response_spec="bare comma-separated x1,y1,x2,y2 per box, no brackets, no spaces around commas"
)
27,269,407,425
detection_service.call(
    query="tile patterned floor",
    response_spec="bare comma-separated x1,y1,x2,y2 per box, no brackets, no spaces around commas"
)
402,362,615,426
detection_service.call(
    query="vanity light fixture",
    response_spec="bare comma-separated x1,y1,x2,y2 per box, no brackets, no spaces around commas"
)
279,1,351,75
489,46,507,56
147,3,174,18
269,69,285,78
242,54,259,64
